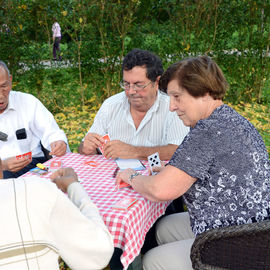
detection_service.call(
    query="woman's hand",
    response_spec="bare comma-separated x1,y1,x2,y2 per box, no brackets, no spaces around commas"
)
115,168,136,186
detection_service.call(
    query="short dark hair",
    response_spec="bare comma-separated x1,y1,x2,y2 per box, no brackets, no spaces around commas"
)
122,49,163,82
159,56,228,100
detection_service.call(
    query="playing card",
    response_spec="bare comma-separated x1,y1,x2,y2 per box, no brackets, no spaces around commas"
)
98,134,110,155
118,181,131,189
16,151,32,160
112,197,138,210
50,161,62,171
147,152,161,175
22,151,32,160
16,154,22,160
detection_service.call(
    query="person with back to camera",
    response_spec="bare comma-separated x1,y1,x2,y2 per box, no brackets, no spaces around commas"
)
0,158,114,269
116,55,270,269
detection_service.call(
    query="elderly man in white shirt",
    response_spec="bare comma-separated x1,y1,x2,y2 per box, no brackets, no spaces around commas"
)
0,61,69,178
79,49,189,161
52,18,62,61
0,159,114,270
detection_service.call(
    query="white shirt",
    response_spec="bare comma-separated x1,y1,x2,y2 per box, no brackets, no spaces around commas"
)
52,22,61,38
0,178,114,269
87,91,189,146
0,91,69,159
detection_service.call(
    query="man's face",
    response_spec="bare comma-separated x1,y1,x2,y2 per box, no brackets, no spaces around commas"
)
0,67,12,114
123,66,159,112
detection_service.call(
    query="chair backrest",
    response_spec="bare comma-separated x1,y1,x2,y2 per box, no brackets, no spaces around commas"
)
40,142,53,161
191,219,270,270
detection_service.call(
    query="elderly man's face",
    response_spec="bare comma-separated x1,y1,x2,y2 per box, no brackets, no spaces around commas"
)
0,67,12,114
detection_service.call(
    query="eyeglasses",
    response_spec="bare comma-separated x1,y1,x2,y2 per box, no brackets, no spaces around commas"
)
119,81,152,92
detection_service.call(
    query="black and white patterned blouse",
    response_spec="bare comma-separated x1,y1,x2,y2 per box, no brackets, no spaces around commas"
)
169,104,270,235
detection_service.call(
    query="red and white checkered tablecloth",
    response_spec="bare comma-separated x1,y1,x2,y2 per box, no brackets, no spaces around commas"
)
22,153,170,269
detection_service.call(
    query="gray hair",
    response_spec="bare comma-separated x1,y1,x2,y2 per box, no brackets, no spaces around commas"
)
0,61,10,76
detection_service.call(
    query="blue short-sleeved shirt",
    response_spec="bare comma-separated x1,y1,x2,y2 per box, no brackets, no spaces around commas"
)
169,104,270,235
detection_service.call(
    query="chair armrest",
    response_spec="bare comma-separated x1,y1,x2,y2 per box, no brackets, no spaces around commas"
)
191,219,270,270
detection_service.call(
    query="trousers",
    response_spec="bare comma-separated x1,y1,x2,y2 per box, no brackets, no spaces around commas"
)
142,212,195,270
53,36,61,59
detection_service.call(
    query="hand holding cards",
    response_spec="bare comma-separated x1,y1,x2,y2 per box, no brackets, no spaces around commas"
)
98,134,110,155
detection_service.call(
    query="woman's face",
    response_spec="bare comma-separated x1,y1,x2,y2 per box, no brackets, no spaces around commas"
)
167,79,206,128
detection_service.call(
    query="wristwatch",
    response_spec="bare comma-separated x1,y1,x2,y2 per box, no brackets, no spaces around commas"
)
128,172,141,185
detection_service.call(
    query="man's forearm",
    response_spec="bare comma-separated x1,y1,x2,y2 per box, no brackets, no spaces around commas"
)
134,144,178,160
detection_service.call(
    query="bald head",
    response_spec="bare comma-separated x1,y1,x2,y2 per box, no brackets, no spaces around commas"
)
0,61,12,114
0,61,10,77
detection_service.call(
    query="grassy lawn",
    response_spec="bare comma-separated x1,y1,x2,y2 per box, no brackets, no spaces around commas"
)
55,102,270,155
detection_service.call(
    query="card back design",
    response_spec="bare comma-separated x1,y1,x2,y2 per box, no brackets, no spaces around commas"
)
98,134,110,155
112,197,138,210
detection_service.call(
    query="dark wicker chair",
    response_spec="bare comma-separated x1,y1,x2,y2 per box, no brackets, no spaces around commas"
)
190,219,270,270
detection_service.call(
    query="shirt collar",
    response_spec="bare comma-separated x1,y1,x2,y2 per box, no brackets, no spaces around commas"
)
3,91,16,113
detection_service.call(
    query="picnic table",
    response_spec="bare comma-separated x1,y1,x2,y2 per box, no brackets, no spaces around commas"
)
22,153,170,269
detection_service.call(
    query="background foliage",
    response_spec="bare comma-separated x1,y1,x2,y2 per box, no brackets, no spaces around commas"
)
0,0,269,154
0,2,269,269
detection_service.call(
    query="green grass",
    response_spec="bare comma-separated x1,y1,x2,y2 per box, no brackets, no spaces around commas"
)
55,102,270,155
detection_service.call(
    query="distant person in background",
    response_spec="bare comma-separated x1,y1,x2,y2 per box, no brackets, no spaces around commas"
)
52,18,62,61
0,61,69,178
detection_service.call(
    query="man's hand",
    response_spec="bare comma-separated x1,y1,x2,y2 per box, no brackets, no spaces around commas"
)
81,133,105,155
2,156,32,172
50,167,78,193
50,140,67,156
103,140,137,159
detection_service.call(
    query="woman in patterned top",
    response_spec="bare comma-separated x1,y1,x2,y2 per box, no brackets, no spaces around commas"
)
116,55,270,270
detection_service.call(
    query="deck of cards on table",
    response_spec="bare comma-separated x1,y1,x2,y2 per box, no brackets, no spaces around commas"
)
112,197,138,210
